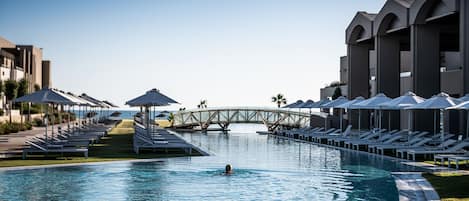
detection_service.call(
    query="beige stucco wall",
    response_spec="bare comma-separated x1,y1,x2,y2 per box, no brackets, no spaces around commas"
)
32,47,43,90
0,37,15,48
0,112,43,123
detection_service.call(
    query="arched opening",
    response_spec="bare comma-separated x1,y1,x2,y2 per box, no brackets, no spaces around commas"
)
347,21,375,131
411,0,461,134
374,11,412,131
348,25,365,44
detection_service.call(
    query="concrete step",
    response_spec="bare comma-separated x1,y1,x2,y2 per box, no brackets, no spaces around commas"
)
392,172,440,201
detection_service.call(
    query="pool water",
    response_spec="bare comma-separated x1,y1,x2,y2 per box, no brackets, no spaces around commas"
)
0,124,421,201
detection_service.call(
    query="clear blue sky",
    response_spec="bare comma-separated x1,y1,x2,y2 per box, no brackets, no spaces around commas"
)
0,0,384,109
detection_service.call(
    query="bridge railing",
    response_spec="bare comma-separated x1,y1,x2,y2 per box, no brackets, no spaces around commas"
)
172,107,317,130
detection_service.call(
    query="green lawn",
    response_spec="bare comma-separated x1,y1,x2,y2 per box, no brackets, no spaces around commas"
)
427,160,469,170
423,172,469,201
0,120,200,168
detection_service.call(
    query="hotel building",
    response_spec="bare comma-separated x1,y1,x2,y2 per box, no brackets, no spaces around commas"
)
336,0,469,134
0,36,51,91
0,36,52,108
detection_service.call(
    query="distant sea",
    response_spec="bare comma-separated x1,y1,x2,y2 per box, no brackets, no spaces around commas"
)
71,110,172,119
71,110,138,119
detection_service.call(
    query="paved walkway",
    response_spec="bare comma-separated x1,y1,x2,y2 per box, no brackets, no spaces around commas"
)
0,123,76,157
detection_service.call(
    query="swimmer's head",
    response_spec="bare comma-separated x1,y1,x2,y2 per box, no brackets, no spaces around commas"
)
225,164,232,173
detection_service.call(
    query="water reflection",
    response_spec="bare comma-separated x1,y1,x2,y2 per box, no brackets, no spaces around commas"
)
0,124,422,200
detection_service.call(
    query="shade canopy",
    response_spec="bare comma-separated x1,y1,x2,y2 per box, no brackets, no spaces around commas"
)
80,93,108,108
297,100,315,108
320,96,348,108
66,92,97,107
406,92,460,110
379,91,426,110
56,91,89,106
102,100,118,108
336,96,365,109
457,94,469,102
126,88,179,107
100,101,114,108
311,99,331,108
14,88,76,105
447,101,469,110
349,93,392,109
283,100,304,108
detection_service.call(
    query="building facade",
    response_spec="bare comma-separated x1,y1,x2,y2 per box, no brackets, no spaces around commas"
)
343,0,469,134
320,56,349,100
0,36,51,91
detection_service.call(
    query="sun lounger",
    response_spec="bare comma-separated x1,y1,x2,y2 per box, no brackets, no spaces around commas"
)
396,139,458,159
305,128,337,139
448,155,469,169
314,125,353,144
344,129,395,150
407,141,469,161
364,134,407,153
366,131,422,153
434,153,469,167
373,137,432,155
349,131,405,151
298,127,323,140
32,137,90,148
330,129,383,148
23,140,88,159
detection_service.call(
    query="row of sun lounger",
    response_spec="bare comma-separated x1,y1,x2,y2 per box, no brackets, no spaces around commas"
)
22,123,113,159
273,126,469,169
133,122,193,154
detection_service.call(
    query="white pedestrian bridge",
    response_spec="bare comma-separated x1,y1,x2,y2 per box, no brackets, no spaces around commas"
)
172,107,315,131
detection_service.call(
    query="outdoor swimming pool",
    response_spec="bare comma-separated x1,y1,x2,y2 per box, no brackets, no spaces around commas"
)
0,124,421,200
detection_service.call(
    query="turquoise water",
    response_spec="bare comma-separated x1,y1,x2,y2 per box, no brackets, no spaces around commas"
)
0,124,421,201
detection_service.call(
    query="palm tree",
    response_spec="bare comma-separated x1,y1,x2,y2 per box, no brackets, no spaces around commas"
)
167,112,175,127
197,100,207,109
271,93,287,108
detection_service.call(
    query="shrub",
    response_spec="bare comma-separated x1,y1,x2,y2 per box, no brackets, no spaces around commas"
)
0,122,33,135
332,87,343,100
3,123,18,134
32,118,44,127
21,104,42,114
60,112,76,122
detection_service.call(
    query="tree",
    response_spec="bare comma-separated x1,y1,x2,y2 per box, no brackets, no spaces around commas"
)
197,100,207,109
4,80,18,123
17,78,28,98
332,87,342,100
34,84,41,91
167,112,175,127
17,79,28,126
271,93,287,108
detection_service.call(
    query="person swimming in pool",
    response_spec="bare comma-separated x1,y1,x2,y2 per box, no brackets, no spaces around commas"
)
224,164,233,175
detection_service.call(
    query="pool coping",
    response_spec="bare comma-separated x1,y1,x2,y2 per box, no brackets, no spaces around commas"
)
0,158,172,172
392,172,440,201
